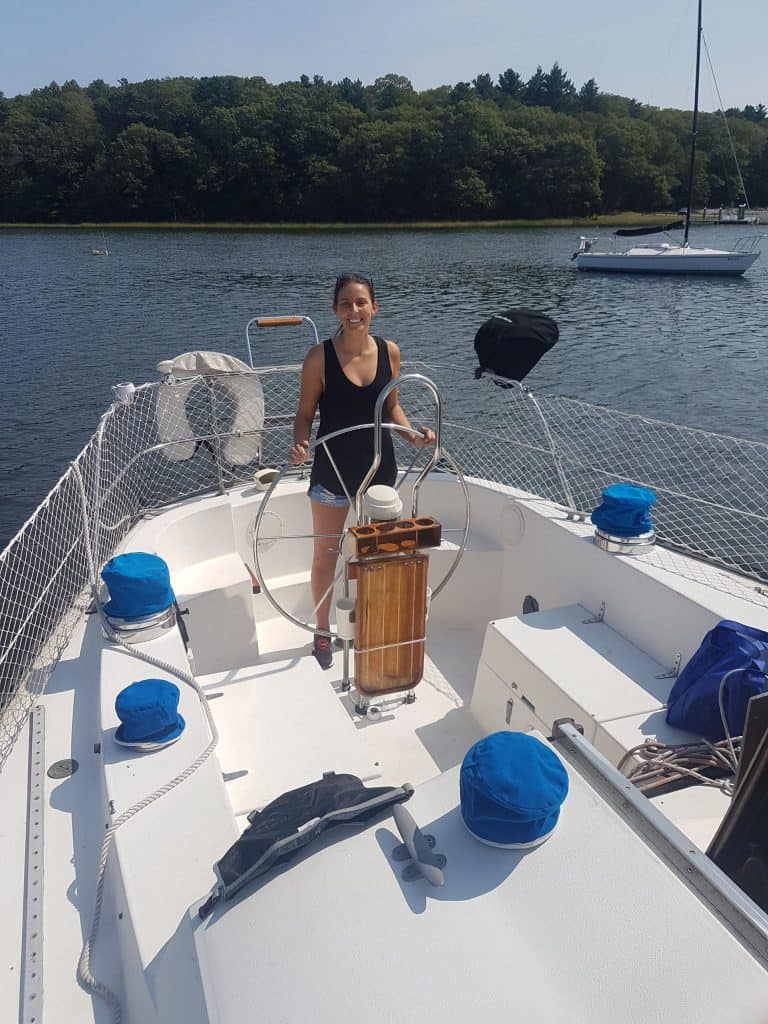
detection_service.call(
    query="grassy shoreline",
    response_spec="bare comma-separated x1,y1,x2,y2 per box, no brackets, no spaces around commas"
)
0,213,679,231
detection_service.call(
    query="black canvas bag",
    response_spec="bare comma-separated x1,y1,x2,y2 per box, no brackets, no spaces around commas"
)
199,773,412,917
474,308,558,382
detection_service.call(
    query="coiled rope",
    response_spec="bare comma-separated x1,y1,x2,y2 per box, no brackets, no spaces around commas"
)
620,665,751,797
618,736,740,795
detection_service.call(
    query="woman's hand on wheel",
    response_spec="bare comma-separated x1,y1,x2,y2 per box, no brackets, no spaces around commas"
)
289,440,310,465
412,427,436,449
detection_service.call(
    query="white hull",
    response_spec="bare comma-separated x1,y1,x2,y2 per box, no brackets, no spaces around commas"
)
576,245,760,275
3,359,768,1023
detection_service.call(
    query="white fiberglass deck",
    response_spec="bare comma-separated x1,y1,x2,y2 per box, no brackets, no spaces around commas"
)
5,474,768,1024
200,619,484,823
195,752,768,1024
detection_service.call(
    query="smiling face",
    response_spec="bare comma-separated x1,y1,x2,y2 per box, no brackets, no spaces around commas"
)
333,280,377,336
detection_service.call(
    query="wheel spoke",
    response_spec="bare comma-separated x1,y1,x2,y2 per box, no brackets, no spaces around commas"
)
251,423,470,640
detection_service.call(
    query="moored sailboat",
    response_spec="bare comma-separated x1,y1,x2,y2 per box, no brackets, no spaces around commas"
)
91,230,109,256
574,0,762,276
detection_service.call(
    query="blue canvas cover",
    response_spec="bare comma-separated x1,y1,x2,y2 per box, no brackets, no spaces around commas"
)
460,732,569,847
114,678,186,745
590,483,656,537
666,620,768,740
102,552,175,619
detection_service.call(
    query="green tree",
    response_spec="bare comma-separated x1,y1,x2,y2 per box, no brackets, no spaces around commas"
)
544,63,577,113
497,69,524,101
524,67,549,107
0,81,105,219
2,69,766,222
337,77,366,110
372,74,414,111
103,124,198,218
473,74,496,101
594,116,672,211
579,78,601,112
743,104,767,123
745,137,768,205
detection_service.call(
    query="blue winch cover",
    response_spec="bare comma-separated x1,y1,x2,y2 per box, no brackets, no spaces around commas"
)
666,620,768,741
115,679,186,745
101,552,175,619
460,732,569,847
590,483,656,537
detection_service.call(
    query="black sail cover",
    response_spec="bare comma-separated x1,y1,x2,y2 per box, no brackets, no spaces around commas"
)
473,308,558,382
199,773,413,916
614,221,684,237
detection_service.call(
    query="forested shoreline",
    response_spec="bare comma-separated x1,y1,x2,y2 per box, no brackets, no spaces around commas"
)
1,67,767,223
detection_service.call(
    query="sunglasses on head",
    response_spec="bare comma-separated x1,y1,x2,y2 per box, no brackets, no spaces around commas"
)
334,272,375,304
335,272,374,289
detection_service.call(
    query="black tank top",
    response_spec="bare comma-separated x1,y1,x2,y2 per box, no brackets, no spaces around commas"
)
310,336,397,497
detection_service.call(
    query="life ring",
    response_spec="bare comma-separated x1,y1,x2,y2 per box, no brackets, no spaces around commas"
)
219,371,264,466
155,378,197,462
155,351,264,465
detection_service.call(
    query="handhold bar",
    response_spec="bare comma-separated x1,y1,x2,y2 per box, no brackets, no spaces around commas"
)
355,373,442,524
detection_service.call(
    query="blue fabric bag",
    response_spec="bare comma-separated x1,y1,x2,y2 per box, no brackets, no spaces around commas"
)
666,620,768,741
591,483,656,537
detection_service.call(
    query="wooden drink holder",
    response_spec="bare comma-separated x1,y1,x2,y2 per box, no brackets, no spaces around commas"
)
346,517,441,699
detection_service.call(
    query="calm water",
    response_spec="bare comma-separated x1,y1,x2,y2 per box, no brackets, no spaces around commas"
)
2,226,768,550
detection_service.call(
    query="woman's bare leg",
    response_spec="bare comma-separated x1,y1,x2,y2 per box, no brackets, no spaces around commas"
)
309,500,349,632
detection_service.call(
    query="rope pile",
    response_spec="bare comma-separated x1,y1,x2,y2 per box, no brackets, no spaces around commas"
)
619,737,741,797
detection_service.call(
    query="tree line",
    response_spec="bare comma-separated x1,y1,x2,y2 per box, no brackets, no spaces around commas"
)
1,66,767,223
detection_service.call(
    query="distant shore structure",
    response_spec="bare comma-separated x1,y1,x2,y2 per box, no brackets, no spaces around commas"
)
699,206,763,225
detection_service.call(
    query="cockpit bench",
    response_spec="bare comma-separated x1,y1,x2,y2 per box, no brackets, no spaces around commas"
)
97,621,240,985
124,497,259,675
470,603,697,769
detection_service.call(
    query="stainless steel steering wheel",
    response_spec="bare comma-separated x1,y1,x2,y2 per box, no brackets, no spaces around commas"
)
251,374,470,640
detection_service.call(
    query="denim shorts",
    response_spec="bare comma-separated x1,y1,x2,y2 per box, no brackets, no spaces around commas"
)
308,483,349,508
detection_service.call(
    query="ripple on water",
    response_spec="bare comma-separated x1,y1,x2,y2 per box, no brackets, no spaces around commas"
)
2,226,767,548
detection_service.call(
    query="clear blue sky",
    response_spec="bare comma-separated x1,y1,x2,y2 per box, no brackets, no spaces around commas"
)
2,0,766,110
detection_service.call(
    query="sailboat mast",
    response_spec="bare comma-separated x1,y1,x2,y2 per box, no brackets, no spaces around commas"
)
683,0,703,247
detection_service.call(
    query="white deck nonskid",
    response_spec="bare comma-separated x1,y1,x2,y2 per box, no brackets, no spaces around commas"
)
202,620,485,824
1,615,121,1024
6,474,768,1023
197,755,768,1024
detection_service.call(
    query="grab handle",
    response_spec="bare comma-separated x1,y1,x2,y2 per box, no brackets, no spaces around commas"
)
245,315,320,366
355,373,442,523
256,316,303,327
